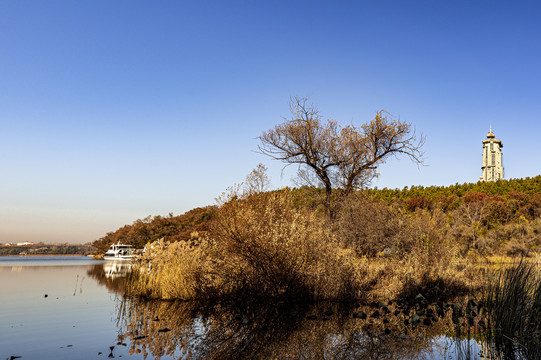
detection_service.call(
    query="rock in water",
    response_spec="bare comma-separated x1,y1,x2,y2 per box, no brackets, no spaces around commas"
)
324,308,334,316
353,312,367,319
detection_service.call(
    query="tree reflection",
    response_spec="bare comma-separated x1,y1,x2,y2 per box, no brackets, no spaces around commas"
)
88,263,525,359
113,297,471,360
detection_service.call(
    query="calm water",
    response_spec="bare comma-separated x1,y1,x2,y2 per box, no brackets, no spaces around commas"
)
1,257,493,360
0,257,139,360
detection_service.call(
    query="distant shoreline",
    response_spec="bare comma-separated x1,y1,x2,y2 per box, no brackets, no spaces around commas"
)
0,254,92,257
0,243,95,257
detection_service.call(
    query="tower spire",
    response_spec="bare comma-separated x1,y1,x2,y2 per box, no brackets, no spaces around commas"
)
487,125,495,138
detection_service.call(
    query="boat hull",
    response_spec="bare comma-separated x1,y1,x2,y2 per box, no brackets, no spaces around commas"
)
103,255,134,261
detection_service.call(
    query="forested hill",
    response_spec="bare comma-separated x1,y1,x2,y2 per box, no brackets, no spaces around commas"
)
92,175,541,255
365,175,541,202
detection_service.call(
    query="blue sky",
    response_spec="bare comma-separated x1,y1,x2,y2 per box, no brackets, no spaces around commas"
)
1,1,540,244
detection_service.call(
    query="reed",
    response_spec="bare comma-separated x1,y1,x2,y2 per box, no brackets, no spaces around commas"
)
125,237,210,300
483,257,541,359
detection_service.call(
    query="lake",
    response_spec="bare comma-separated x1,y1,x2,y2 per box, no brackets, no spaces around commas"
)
0,257,136,360
1,257,497,359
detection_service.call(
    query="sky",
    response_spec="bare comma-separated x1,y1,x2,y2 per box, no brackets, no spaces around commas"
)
1,1,540,244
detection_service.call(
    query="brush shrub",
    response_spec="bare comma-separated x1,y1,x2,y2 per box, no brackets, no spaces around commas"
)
208,189,361,302
334,193,470,301
335,193,404,257
127,190,363,302
126,189,473,303
382,210,469,301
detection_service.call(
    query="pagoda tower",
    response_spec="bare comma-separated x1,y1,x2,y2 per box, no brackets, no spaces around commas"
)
480,126,504,182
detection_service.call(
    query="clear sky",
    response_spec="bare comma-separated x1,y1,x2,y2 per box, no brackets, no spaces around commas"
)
1,1,540,244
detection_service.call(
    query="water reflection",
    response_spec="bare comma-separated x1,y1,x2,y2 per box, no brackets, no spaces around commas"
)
112,297,492,360
86,262,131,294
103,261,132,279
84,263,534,360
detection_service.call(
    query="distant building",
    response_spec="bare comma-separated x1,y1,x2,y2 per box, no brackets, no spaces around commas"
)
480,126,504,182
16,241,34,246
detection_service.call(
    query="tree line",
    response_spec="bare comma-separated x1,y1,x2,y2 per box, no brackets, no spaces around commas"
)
366,175,541,201
0,243,94,256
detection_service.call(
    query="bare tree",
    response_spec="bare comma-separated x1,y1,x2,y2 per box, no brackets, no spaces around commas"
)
244,163,272,195
258,96,424,217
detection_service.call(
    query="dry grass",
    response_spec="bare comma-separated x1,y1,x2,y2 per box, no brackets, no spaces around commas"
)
125,190,475,305
483,256,541,358
126,235,210,300
127,190,364,302
335,193,473,301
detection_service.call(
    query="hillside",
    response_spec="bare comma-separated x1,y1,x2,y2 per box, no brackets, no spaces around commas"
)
93,176,541,258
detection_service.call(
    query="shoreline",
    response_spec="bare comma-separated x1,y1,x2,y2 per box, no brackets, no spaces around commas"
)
0,254,93,257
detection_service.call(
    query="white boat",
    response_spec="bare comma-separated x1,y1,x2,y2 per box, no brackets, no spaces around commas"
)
103,243,136,261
